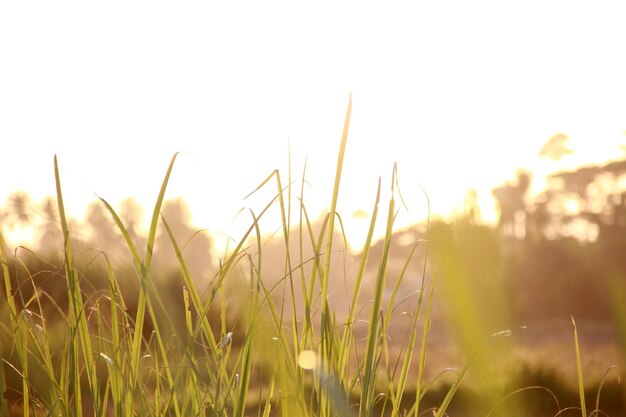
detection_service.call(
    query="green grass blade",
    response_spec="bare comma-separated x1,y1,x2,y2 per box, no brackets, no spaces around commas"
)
360,166,396,417
98,198,148,391
160,216,219,353
0,232,30,417
54,155,98,417
384,238,424,414
413,275,436,417
145,152,178,269
99,197,181,417
337,178,381,380
98,251,125,417
321,93,352,370
0,231,19,334
234,320,254,417
571,316,587,417
248,169,300,365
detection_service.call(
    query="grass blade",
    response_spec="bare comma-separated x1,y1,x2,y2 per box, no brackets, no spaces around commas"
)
321,93,352,371
571,316,587,417
145,152,178,269
54,155,98,417
360,165,396,417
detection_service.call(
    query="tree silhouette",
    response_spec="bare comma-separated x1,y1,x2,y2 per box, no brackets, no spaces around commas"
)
539,133,574,161
0,192,33,238
83,201,127,262
36,197,63,256
543,159,626,240
119,197,146,252
492,171,531,238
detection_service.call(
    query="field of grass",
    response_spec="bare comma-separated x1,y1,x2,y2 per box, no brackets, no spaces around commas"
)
1,97,625,416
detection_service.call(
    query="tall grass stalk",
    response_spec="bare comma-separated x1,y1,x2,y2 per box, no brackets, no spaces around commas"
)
572,316,587,417
321,93,352,380
1,231,22,417
55,155,98,417
359,166,396,417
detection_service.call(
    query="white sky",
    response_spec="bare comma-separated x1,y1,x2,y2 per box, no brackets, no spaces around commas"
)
2,2,626,250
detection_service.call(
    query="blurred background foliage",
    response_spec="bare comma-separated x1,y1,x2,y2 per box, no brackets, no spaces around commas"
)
3,154,626,329
3,152,626,414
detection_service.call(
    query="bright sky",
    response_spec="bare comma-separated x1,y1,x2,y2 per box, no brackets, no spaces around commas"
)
2,2,626,250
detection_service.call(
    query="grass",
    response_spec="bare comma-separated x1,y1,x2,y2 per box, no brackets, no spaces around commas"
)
1,95,624,416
